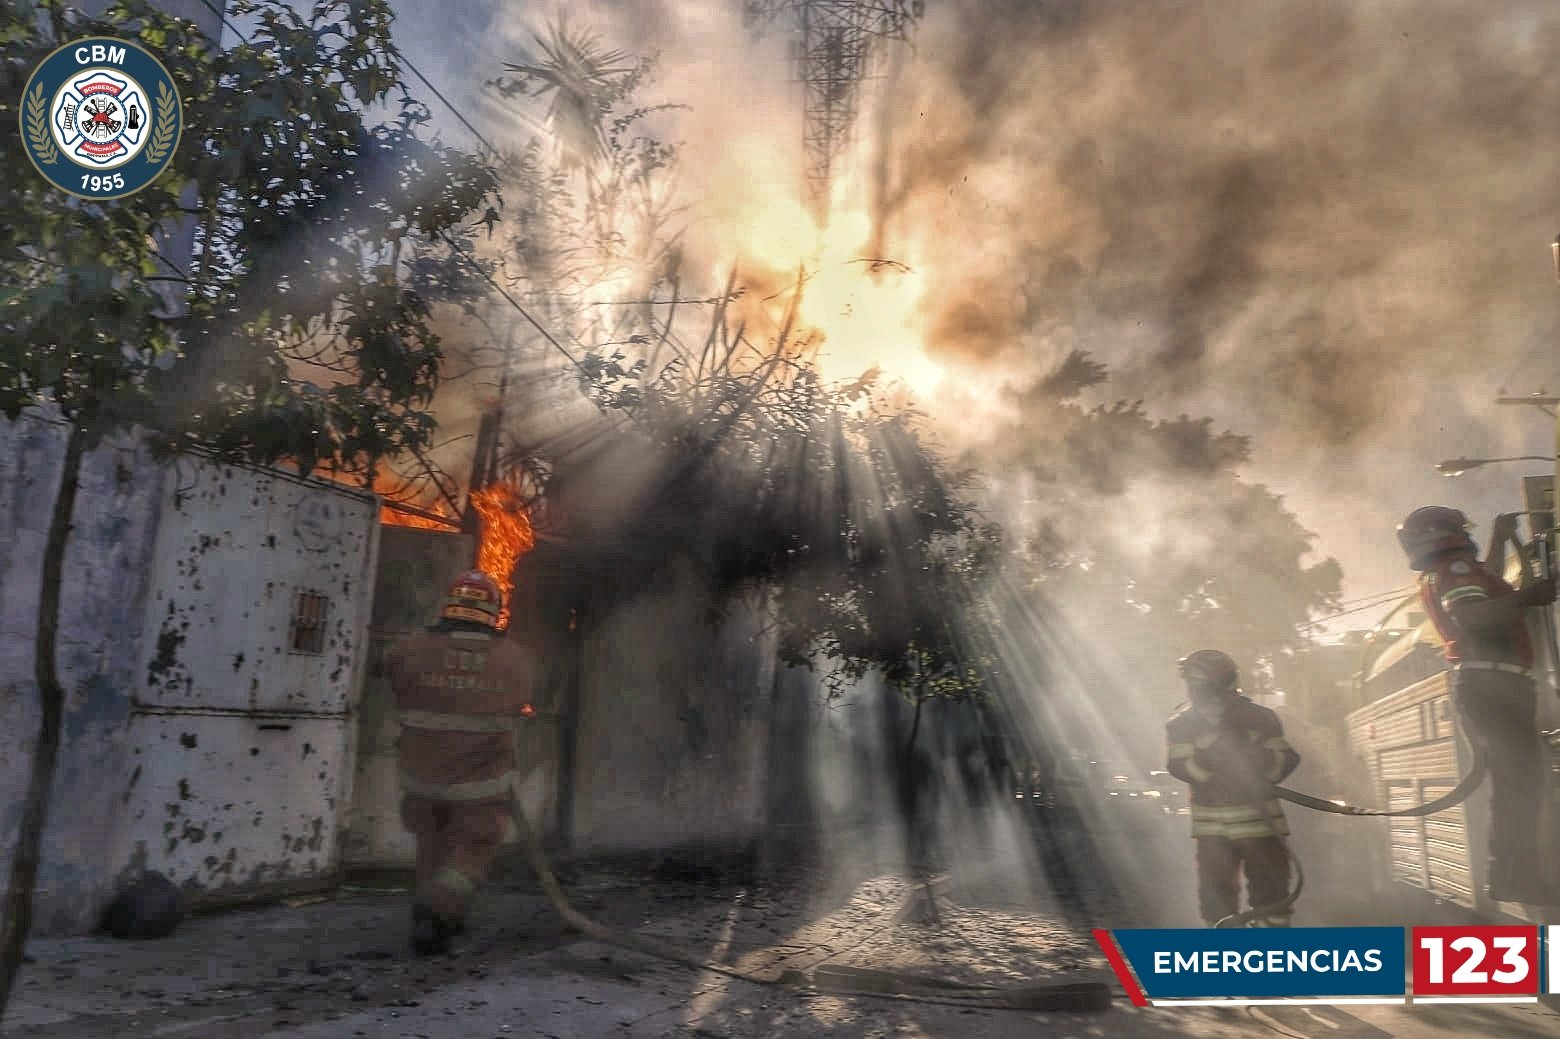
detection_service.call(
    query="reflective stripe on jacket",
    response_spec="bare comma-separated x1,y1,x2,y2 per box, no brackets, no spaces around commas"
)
1187,797,1290,839
1166,696,1299,839
1419,553,1534,667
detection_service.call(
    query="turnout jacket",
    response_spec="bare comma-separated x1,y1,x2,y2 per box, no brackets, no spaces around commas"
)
1418,550,1535,668
1165,696,1300,839
386,628,539,802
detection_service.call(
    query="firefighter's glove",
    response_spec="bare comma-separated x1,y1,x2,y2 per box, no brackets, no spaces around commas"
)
1192,736,1243,778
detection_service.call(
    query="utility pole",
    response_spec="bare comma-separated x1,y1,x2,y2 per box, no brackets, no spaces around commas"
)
1494,392,1559,529
1491,232,1560,693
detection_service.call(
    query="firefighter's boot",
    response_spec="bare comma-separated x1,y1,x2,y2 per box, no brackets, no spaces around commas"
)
410,904,454,957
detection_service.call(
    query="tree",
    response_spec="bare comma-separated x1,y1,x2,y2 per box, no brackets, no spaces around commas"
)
473,30,1014,877
979,349,1342,750
0,0,497,1019
477,23,1004,724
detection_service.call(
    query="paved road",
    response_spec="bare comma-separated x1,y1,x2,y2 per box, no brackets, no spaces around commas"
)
4,853,1554,1039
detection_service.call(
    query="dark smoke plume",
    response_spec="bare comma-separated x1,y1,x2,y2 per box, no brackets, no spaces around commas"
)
878,0,1560,447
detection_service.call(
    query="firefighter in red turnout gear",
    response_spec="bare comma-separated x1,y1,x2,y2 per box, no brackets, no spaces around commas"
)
385,570,540,956
1398,506,1557,906
1166,650,1301,927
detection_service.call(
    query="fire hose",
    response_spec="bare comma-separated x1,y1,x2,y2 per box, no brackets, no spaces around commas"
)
1272,519,1552,823
1238,518,1556,929
1212,834,1303,930
1210,745,1491,928
503,772,1114,1012
1275,747,1488,818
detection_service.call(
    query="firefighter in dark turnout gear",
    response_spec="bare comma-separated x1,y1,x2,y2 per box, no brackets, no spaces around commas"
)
385,570,540,956
1166,650,1301,927
1398,506,1557,906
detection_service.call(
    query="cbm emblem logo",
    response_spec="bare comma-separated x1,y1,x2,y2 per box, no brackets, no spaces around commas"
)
20,37,182,200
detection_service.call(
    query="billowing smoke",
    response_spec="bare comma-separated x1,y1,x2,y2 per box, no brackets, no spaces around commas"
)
381,0,1558,929
885,1,1559,407
872,0,1560,603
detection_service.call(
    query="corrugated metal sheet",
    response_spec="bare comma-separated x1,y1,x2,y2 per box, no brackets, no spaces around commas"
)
1347,672,1449,761
116,713,349,897
1378,741,1458,782
1348,669,1483,909
138,457,378,714
117,457,380,905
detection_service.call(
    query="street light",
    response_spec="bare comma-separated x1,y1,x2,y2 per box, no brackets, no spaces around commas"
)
1434,455,1554,477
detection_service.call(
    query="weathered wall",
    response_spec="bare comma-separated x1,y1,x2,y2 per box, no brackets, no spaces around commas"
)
131,456,379,714
111,458,380,903
0,415,383,933
568,559,778,855
0,414,167,935
764,662,1030,897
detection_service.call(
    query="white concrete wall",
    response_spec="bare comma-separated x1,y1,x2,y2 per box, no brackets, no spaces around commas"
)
569,561,778,855
0,413,383,932
0,413,168,934
111,458,381,902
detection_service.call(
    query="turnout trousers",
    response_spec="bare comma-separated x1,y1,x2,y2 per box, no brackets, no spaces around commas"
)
401,795,516,926
1450,668,1547,902
1195,834,1292,927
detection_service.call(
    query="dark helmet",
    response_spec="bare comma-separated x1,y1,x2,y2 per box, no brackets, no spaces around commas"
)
1178,649,1239,695
1396,506,1475,571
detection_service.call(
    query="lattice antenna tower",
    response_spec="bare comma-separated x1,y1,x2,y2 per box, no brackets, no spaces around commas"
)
743,1,925,223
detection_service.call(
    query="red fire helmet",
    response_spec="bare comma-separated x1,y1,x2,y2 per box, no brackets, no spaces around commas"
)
441,570,502,628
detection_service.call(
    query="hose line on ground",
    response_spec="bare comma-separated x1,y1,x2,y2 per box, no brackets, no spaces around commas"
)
504,774,1113,1012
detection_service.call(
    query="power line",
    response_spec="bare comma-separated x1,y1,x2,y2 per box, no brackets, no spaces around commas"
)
1310,592,1417,625
399,52,503,160
1330,584,1414,610
435,231,591,380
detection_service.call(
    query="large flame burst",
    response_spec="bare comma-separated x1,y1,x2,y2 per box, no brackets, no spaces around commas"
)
720,178,944,397
470,478,537,630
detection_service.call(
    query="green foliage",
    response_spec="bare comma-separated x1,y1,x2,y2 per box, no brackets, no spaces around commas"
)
0,0,498,471
483,23,685,342
992,348,1342,683
480,20,1331,721
494,19,643,171
568,317,1006,711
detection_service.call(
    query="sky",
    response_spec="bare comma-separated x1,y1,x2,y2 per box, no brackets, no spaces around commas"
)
380,0,1560,629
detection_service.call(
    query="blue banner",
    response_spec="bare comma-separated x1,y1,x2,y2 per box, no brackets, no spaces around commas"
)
1109,927,1406,999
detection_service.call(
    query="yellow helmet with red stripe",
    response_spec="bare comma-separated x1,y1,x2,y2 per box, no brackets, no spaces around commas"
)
441,570,502,627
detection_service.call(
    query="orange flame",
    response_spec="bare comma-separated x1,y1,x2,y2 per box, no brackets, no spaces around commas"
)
470,478,536,630
367,472,462,531
309,466,463,531
379,497,459,530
